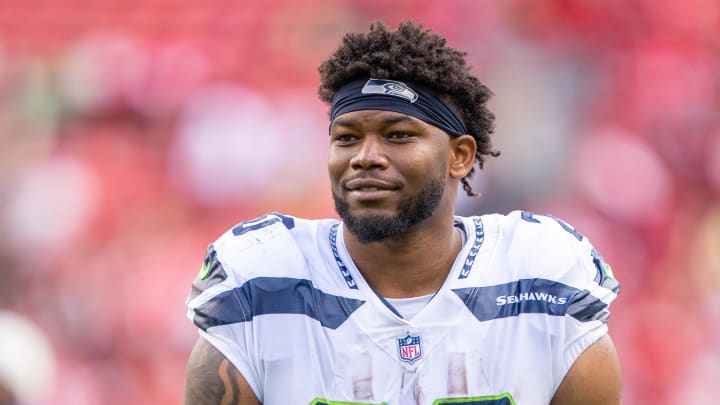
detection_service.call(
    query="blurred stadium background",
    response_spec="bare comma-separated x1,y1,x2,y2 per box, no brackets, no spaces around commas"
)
0,0,718,403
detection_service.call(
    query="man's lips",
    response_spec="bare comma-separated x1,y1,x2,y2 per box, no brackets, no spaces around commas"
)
344,177,400,192
343,177,400,201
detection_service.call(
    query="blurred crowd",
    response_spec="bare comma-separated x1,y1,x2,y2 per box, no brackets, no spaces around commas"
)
0,0,718,403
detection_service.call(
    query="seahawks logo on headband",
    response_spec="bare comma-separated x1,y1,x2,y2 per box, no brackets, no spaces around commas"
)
361,79,418,103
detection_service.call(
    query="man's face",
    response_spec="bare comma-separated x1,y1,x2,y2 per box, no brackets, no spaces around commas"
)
328,110,452,243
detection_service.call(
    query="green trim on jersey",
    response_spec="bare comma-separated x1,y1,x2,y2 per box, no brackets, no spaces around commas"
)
433,392,517,405
198,262,211,280
602,262,615,279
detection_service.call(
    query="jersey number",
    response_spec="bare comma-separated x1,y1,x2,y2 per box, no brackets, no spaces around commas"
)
232,212,295,236
520,211,583,241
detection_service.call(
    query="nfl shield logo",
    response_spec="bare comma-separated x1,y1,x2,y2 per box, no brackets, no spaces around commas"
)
397,334,423,363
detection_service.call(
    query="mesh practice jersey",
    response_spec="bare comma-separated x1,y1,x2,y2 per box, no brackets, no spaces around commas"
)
186,211,620,405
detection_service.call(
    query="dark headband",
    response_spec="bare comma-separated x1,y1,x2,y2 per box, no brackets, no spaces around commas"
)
329,78,468,137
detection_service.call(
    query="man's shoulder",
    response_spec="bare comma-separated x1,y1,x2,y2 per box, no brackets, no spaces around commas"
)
211,212,335,255
478,210,588,253
190,213,338,298
213,211,336,261
186,213,359,334
464,210,603,283
454,211,619,325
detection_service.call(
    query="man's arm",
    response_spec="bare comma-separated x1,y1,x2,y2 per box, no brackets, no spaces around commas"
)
550,334,622,405
184,337,261,405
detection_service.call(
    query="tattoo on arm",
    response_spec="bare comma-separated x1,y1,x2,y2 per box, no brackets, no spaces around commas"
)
184,338,256,405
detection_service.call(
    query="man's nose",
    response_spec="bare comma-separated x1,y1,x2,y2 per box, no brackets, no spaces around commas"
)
350,136,389,170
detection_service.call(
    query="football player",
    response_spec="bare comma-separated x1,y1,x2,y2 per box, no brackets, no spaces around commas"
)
184,21,621,405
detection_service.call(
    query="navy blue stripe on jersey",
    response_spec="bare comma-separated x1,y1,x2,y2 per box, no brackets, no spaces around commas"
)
329,223,359,289
453,278,609,323
192,277,366,331
566,289,610,322
458,217,485,279
594,269,620,295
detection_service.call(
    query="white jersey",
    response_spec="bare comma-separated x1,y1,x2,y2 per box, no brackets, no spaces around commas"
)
186,211,619,405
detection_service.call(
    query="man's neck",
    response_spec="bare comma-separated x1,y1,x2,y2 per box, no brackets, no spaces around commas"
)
343,214,463,299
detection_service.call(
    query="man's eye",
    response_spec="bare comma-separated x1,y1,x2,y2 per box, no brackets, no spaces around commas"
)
389,132,411,139
334,134,357,142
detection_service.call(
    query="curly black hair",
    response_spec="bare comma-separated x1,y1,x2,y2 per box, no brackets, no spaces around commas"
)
318,21,498,196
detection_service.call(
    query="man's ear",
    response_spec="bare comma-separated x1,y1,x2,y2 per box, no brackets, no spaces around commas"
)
448,134,477,179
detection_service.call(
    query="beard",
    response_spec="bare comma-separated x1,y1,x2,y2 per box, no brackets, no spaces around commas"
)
332,172,446,244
